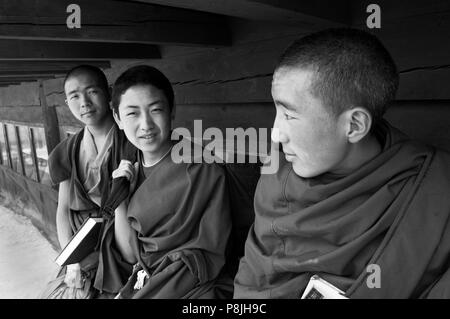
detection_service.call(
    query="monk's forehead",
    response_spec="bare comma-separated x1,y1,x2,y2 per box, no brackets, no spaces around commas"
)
64,70,104,92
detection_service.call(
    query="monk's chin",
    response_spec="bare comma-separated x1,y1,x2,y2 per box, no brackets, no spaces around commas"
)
291,164,322,179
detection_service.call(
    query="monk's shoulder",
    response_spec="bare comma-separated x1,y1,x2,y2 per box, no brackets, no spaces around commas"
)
48,129,83,184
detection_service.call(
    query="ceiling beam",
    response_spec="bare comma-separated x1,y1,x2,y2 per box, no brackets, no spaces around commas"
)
0,76,55,82
0,39,160,60
0,61,111,74
133,0,350,26
0,82,22,87
0,0,230,46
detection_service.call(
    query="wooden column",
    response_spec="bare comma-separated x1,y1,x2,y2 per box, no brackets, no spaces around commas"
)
14,125,26,176
28,127,41,183
2,123,13,169
39,80,60,155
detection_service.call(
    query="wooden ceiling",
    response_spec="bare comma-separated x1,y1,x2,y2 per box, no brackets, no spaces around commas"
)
0,0,380,87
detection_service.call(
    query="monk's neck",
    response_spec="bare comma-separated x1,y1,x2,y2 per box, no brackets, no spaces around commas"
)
86,116,114,138
142,141,173,167
85,115,114,151
331,134,382,176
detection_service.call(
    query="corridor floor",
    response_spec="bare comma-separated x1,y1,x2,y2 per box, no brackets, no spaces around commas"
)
0,204,58,298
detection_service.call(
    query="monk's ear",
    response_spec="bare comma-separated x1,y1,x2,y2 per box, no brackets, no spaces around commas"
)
344,107,372,143
113,111,124,130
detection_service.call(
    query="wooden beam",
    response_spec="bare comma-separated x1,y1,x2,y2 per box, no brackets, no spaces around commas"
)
135,0,350,26
350,0,450,26
0,39,160,60
0,61,111,74
0,76,54,82
0,82,22,86
0,0,230,46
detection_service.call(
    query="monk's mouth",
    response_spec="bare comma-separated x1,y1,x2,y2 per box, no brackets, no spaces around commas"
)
81,111,95,117
139,133,157,140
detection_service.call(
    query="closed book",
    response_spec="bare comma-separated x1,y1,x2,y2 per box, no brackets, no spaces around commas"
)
54,217,103,267
301,275,348,299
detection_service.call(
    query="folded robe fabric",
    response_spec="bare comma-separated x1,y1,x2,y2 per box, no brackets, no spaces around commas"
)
48,125,136,273
49,125,136,231
234,120,450,299
95,146,233,298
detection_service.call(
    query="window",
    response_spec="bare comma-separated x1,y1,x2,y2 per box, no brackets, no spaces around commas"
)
0,121,51,185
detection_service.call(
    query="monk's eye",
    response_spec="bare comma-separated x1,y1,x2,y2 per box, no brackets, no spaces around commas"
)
283,112,295,120
126,112,136,117
69,94,79,100
151,108,163,113
88,89,99,95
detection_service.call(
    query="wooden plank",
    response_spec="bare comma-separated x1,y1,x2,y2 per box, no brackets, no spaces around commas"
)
0,39,160,60
38,80,60,155
350,0,450,25
0,61,111,74
0,77,53,83
1,0,219,24
135,0,349,26
398,67,450,100
350,2,450,71
28,127,41,183
0,106,43,125
0,82,21,86
0,0,230,46
2,124,14,169
14,125,26,176
174,102,274,132
348,1,450,100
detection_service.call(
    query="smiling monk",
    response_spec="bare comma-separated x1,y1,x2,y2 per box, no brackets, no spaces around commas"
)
94,65,233,299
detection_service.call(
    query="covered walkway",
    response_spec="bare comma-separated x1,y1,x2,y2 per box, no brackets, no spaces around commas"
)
0,204,58,299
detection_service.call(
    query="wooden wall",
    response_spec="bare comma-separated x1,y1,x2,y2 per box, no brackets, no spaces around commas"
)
0,4,449,133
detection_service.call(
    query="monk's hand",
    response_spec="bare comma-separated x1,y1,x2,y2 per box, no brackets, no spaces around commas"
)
112,160,139,193
64,263,84,288
112,160,135,181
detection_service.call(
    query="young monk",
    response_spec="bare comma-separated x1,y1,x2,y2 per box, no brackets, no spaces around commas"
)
41,65,135,298
95,65,233,298
234,28,450,299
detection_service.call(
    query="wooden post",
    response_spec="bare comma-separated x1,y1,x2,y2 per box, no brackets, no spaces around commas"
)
28,127,41,183
39,80,60,155
0,124,3,166
2,123,13,169
14,125,26,176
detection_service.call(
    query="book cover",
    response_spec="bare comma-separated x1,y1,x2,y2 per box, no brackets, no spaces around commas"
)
301,275,348,299
54,217,103,267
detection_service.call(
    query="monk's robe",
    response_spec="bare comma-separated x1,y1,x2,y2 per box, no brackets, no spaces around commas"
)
95,145,233,298
46,125,136,284
234,120,450,299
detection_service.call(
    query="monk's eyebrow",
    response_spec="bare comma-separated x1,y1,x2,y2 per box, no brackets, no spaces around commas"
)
123,105,139,109
148,100,164,107
66,85,100,96
66,89,79,96
122,100,165,109
275,100,298,112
